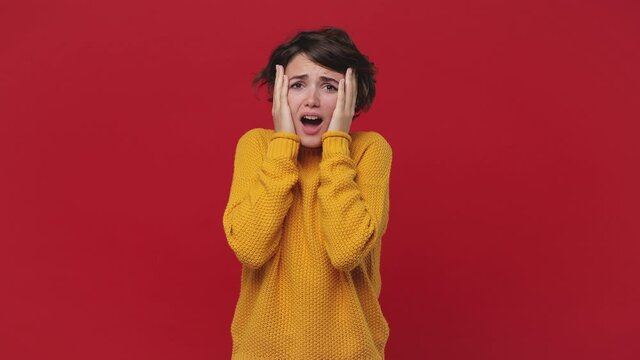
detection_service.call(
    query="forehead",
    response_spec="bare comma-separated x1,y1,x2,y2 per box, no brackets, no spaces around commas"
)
285,53,343,78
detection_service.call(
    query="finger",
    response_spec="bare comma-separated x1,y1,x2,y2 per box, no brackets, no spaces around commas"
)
281,74,289,110
273,65,281,110
341,68,351,112
336,78,345,113
350,68,358,113
344,68,353,114
272,66,279,117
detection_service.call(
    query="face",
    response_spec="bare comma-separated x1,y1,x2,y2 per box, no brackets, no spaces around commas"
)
284,53,345,148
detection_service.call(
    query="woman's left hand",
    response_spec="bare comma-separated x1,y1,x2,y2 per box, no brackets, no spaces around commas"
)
328,68,357,133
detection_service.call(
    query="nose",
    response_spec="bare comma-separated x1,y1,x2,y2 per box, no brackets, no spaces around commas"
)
303,87,320,108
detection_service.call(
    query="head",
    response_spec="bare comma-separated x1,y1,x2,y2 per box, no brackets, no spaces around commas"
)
253,27,377,148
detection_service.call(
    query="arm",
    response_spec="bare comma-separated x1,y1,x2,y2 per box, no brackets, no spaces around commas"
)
317,130,392,272
222,129,300,269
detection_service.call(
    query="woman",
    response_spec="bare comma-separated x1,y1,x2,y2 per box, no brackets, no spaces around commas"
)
222,27,392,359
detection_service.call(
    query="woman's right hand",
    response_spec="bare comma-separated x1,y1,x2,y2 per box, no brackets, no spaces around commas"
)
272,64,296,134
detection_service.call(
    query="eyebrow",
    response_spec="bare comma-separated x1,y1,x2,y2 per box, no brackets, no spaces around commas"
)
289,74,339,85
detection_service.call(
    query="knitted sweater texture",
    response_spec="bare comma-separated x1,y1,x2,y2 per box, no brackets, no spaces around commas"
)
223,128,392,359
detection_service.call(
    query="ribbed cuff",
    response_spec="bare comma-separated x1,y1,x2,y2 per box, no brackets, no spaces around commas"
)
267,131,300,159
321,130,352,157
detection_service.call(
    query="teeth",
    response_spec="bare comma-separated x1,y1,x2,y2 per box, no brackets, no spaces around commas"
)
303,116,319,120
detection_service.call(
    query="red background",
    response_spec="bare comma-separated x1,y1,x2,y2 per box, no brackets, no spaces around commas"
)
1,0,639,359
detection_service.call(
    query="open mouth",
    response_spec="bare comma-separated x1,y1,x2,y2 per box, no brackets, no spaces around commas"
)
301,115,323,126
300,115,323,135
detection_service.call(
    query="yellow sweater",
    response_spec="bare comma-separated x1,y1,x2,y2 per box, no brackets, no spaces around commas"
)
223,128,392,359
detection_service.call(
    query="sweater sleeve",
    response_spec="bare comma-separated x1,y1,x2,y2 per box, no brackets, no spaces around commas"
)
222,129,300,269
318,130,392,272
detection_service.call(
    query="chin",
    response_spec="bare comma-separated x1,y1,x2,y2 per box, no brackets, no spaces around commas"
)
300,139,322,148
295,124,327,149
299,134,323,149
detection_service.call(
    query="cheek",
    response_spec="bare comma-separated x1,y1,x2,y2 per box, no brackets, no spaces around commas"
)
287,92,301,109
323,94,338,113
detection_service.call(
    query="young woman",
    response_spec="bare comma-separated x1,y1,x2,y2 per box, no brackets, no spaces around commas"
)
222,27,392,359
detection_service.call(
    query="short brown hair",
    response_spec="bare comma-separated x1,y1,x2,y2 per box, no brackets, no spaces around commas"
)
253,27,377,118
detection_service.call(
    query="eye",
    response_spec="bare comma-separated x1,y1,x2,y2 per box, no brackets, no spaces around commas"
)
290,82,303,89
323,84,338,92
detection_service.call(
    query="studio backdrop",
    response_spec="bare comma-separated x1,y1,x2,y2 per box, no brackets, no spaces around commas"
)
1,0,639,359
